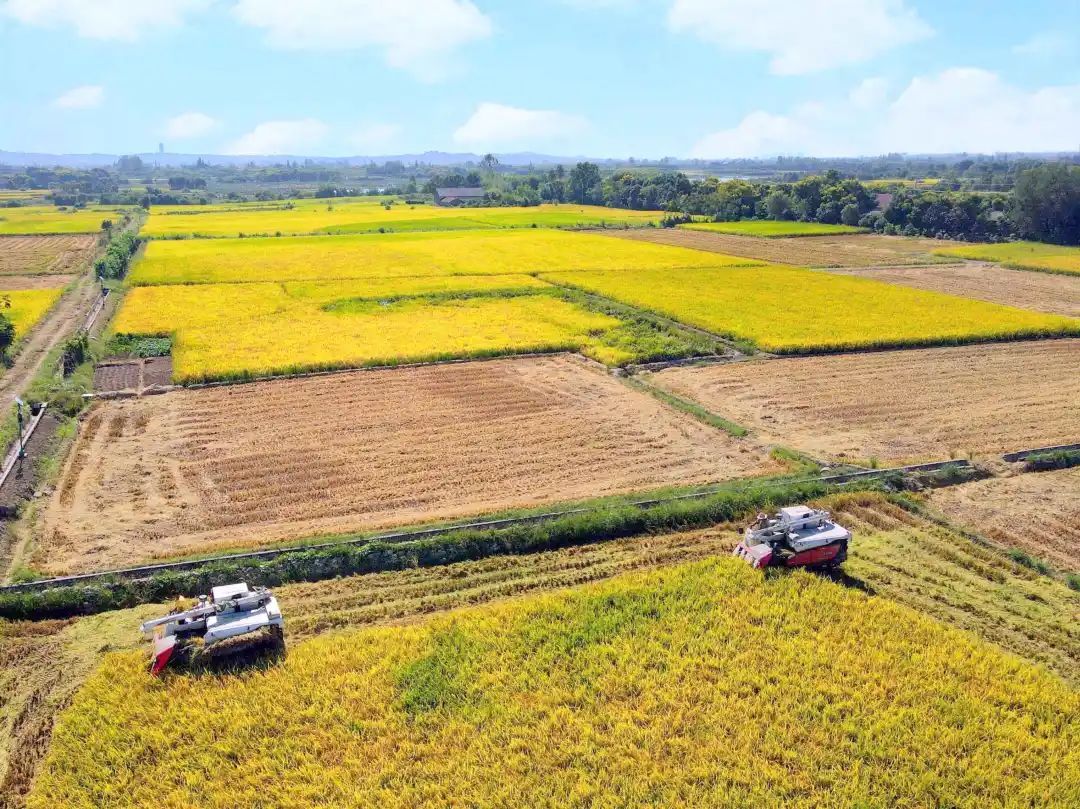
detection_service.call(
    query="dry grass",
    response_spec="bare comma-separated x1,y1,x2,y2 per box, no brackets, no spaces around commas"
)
0,236,96,276
649,340,1080,464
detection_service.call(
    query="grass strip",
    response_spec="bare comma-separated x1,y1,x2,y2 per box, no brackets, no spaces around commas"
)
622,376,749,437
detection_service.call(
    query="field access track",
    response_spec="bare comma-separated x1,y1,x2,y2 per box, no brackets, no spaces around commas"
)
607,229,952,267
37,355,778,574
649,340,1080,465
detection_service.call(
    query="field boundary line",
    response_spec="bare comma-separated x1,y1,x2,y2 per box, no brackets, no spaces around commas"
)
0,458,975,594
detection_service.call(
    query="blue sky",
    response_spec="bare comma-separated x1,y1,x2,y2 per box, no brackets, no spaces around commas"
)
1,0,1078,158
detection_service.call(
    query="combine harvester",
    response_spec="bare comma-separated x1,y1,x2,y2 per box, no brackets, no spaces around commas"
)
140,583,285,675
733,506,851,570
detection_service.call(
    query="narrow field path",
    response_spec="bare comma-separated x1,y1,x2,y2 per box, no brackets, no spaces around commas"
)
0,275,99,405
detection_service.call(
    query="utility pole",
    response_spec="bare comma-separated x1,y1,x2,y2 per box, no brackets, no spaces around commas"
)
14,398,25,460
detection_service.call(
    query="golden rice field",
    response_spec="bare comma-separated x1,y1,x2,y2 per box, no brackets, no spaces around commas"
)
129,229,757,285
113,281,644,380
0,205,113,235
28,559,1079,809
141,202,663,237
0,287,64,338
679,221,866,237
935,241,1080,276
543,265,1080,352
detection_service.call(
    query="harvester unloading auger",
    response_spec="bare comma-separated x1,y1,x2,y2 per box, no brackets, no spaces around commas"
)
140,583,285,675
733,506,851,570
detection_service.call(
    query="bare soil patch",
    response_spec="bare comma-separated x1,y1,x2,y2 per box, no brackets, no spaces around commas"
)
649,340,1080,464
929,468,1080,571
37,355,777,573
0,275,73,291
828,262,1080,318
0,235,96,276
93,357,173,394
608,229,953,267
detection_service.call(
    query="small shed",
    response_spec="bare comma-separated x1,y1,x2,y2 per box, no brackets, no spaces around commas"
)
874,193,894,212
434,187,485,206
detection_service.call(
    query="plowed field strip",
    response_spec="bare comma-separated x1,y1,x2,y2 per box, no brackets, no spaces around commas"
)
37,355,778,574
604,229,952,267
828,263,1080,318
929,468,1080,571
0,235,96,276
650,340,1080,464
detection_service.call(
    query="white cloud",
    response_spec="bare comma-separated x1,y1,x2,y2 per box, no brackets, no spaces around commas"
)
1012,32,1071,58
163,111,219,139
453,103,589,149
668,0,932,75
1,0,210,41
225,119,329,155
849,77,889,109
349,123,402,153
52,84,104,109
690,68,1080,158
231,0,492,80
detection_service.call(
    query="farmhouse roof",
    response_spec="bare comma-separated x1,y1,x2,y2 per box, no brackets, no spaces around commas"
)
874,193,894,211
436,187,486,198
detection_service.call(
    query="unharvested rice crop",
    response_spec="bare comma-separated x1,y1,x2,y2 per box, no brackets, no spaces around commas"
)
929,467,1080,571
679,220,865,237
129,229,755,286
28,559,1079,809
649,340,1080,464
0,234,97,276
141,202,663,237
37,355,775,572
543,265,1080,352
610,229,952,267
829,262,1080,318
0,206,111,235
0,287,64,339
111,277,673,379
936,241,1080,276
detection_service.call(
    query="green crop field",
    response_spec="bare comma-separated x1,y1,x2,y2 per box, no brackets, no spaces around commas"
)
141,202,665,237
543,264,1080,352
0,206,113,235
129,229,758,285
27,557,1078,809
935,241,1080,276
679,221,866,238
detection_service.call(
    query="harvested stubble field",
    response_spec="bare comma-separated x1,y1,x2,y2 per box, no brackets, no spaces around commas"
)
828,262,1080,317
679,220,865,237
543,265,1080,353
0,235,96,276
609,228,953,267
936,241,1080,276
112,279,691,380
929,468,1080,571
141,202,664,238
129,229,753,286
7,493,1080,809
36,355,777,573
27,550,1079,808
649,340,1080,464
0,207,111,235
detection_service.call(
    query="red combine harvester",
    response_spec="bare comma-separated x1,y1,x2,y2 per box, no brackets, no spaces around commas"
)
733,506,851,570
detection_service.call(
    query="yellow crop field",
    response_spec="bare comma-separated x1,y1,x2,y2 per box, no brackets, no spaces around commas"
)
0,205,111,235
29,560,1079,809
113,280,640,380
543,265,1080,352
0,287,63,338
130,229,757,285
142,202,664,237
935,241,1080,276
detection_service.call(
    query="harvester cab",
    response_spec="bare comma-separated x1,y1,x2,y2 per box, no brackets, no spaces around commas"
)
733,506,851,570
139,583,285,675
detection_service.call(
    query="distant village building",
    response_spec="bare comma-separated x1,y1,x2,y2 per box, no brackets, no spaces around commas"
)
434,187,485,206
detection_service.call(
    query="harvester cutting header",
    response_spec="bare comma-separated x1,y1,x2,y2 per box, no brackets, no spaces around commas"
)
733,506,851,570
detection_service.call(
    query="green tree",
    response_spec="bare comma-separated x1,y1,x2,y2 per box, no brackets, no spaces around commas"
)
1010,164,1080,245
841,203,861,226
568,162,601,204
479,153,500,173
765,190,794,220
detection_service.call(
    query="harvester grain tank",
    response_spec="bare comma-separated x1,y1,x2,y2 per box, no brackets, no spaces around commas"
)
139,583,284,675
733,506,851,570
